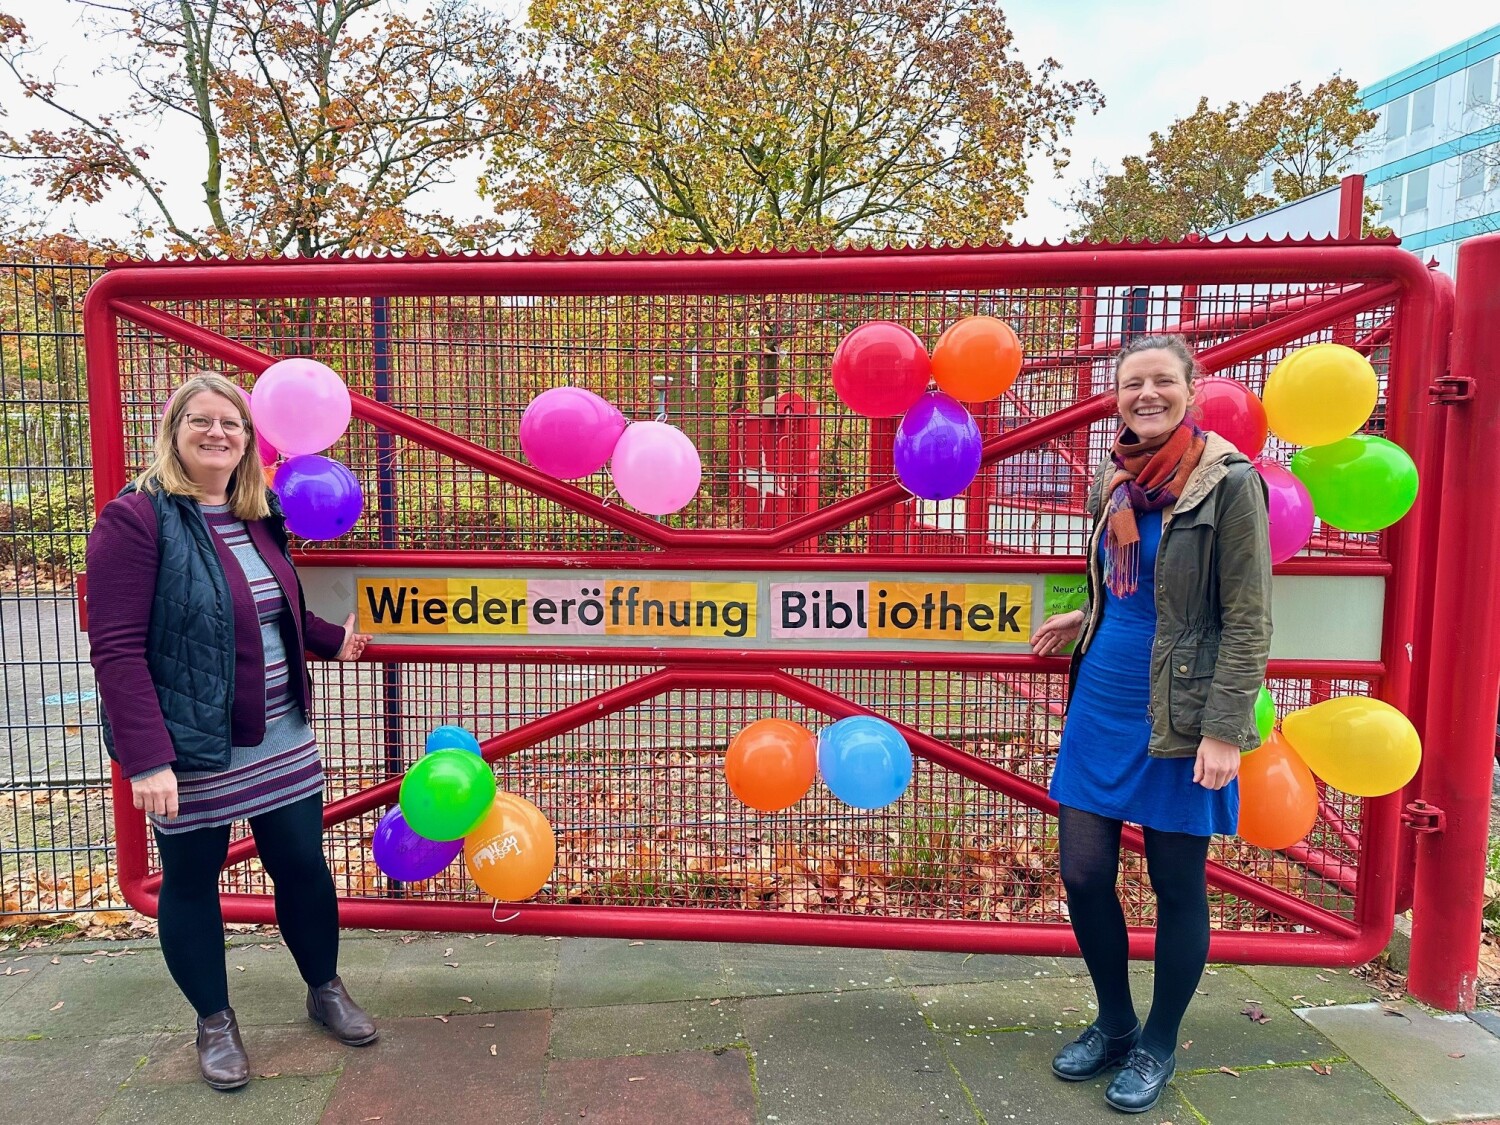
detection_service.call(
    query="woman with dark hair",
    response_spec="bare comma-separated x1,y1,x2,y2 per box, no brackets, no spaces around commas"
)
1030,335,1272,1114
87,373,376,1091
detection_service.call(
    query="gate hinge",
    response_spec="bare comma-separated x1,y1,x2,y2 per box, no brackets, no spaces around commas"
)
1428,374,1475,404
1401,799,1446,834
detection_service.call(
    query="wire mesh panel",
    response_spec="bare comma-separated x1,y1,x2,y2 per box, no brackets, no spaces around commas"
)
0,260,120,919
79,242,1440,962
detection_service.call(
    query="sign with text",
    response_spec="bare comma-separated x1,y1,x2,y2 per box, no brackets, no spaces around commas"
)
348,570,1042,652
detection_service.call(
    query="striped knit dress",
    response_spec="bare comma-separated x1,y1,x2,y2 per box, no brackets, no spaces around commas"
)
150,502,324,835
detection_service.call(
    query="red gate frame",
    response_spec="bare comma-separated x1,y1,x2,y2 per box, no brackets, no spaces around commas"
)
84,238,1488,1002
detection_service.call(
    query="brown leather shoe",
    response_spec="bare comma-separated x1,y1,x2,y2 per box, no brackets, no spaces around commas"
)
195,1007,250,1090
307,975,378,1045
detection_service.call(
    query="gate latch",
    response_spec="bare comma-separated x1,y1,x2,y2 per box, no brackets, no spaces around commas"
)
1401,800,1446,834
1429,374,1475,404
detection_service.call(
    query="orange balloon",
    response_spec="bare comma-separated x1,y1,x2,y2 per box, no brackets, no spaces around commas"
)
1237,732,1319,851
724,718,817,812
262,465,278,488
463,792,556,901
930,316,1023,402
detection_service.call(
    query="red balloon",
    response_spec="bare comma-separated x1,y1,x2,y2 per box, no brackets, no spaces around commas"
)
1237,731,1319,850
830,322,930,418
1194,377,1268,458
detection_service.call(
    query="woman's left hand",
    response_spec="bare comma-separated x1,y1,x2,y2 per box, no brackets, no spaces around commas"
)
336,612,372,661
1193,735,1241,790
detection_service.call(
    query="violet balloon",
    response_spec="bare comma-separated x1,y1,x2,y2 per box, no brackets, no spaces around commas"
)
1253,458,1315,564
251,358,351,456
519,387,628,480
274,455,365,540
893,392,982,500
372,805,463,883
610,421,702,515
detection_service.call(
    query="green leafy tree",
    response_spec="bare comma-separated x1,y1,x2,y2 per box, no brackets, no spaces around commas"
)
490,0,1103,252
1069,77,1377,242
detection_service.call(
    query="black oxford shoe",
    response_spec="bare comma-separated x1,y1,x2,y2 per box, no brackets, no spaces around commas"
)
1104,1047,1176,1113
1050,1022,1140,1081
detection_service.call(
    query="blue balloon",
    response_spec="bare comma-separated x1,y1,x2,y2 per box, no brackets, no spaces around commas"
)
893,392,982,501
426,725,482,755
817,716,914,809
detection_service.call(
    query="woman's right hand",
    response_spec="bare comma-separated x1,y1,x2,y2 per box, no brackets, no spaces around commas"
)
131,770,179,819
1030,609,1085,657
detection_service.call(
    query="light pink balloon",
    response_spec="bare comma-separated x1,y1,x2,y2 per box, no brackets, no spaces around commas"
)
610,421,701,515
519,387,628,480
251,358,351,456
1254,458,1315,564
231,385,278,464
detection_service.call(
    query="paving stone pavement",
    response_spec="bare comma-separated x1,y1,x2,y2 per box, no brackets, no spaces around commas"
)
1,932,1497,1124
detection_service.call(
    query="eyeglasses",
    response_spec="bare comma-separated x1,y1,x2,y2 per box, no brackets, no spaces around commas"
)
184,413,246,435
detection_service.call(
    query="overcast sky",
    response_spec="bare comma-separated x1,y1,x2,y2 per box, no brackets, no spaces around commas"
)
4,0,1496,246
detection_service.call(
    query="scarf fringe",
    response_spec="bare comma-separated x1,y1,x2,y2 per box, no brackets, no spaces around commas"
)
1105,538,1140,599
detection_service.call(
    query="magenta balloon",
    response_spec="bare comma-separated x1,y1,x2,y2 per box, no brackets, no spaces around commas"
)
274,454,365,540
519,387,627,480
1253,458,1315,564
372,805,463,882
251,358,351,456
610,421,702,515
231,385,279,464
830,322,931,418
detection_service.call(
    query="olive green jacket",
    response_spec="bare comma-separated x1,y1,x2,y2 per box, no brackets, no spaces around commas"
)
1069,432,1273,757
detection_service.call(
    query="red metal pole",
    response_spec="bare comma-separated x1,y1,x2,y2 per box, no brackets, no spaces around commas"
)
1407,234,1500,1009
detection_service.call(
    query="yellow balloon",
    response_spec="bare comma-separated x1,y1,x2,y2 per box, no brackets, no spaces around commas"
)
1262,344,1378,447
1280,696,1420,797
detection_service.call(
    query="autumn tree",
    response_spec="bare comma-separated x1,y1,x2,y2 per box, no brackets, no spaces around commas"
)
0,1,532,256
491,0,1103,253
1069,77,1376,242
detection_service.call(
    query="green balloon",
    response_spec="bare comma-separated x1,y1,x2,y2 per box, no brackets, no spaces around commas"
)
1254,685,1276,745
399,748,496,841
1289,435,1418,533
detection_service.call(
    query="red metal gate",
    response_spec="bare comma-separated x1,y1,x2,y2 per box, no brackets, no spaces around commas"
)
82,237,1494,1006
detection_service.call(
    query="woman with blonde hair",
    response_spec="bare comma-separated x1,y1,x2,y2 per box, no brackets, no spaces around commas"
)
88,372,375,1090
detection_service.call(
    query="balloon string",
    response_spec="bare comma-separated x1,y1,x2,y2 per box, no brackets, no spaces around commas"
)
655,387,668,422
490,902,521,925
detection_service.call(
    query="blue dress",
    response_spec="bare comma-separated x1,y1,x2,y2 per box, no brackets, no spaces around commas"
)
1049,510,1238,836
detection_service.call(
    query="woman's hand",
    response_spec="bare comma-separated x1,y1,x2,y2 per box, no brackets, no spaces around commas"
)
131,770,179,819
1030,609,1085,657
1193,735,1241,789
336,612,372,661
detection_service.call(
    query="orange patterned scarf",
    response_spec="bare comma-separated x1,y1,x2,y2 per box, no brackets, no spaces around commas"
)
1103,421,1206,597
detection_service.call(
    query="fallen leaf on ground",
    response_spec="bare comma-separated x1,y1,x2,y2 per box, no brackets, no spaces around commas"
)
629,941,644,947
1240,1004,1271,1024
433,1016,449,1023
445,962,459,968
1181,1039,1193,1050
260,1071,281,1078
49,1000,63,1011
489,1044,497,1056
1310,1063,1332,1076
458,996,473,1003
627,1076,645,1082
1062,1006,1079,1013
1219,1066,1239,1077
50,957,59,965
1380,1004,1409,1019
709,999,721,1007
1448,1052,1466,1059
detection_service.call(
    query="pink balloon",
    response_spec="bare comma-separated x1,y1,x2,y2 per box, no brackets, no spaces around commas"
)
251,358,351,456
1194,377,1268,458
232,385,278,464
610,421,701,515
519,387,628,480
1254,458,1315,564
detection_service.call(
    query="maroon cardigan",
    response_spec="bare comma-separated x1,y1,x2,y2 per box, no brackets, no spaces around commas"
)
87,490,346,778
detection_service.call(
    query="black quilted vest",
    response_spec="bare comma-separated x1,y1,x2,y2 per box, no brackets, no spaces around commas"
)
100,485,243,771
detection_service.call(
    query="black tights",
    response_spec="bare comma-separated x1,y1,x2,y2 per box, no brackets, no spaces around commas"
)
1057,804,1211,1062
154,793,340,1018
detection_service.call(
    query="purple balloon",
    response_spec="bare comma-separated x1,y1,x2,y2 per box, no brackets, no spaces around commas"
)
372,806,463,882
520,387,628,480
1253,458,1315,564
274,454,364,540
893,392,982,500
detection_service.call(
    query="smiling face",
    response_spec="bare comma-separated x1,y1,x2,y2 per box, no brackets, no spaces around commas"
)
1116,348,1194,441
173,390,249,487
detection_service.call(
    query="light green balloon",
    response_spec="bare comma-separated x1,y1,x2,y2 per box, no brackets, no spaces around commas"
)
1254,686,1276,745
1289,435,1418,533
